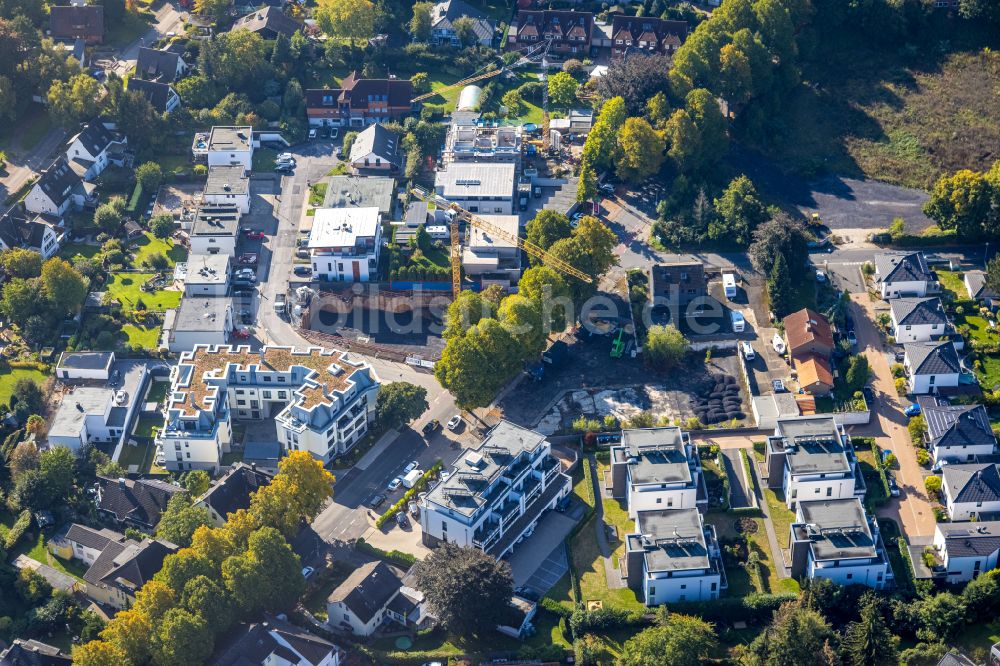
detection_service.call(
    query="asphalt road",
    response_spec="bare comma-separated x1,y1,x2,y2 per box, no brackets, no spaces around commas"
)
111,3,188,77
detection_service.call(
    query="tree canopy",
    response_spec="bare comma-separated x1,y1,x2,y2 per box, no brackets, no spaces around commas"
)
375,381,429,429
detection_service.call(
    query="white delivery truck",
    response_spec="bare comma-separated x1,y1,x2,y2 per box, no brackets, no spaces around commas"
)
723,273,737,299
402,469,423,489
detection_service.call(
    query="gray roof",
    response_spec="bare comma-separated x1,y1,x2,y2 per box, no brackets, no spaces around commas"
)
134,47,182,83
772,417,850,475
49,387,115,439
185,253,230,285
936,653,979,666
69,122,118,157
192,204,240,237
404,201,430,226
64,523,124,551
323,176,395,215
906,341,961,375
199,463,273,520
613,428,692,485
87,538,177,592
204,165,249,196
435,162,516,199
210,613,338,666
97,476,182,528
244,440,281,463
426,420,549,517
0,639,72,666
431,0,495,40
349,123,399,165
631,508,710,572
231,6,300,37
208,126,252,153
875,251,931,284
796,498,877,561
891,297,946,327
327,560,403,624
937,521,1000,558
925,403,996,451
57,351,114,371
35,157,83,206
127,78,176,112
943,464,1000,504
174,297,231,333
965,270,998,301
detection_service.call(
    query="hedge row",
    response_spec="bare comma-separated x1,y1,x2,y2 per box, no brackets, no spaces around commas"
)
670,592,799,623
375,461,443,528
5,360,50,372
4,509,31,550
354,538,417,568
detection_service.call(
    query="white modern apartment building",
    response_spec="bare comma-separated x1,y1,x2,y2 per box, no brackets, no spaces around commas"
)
764,417,864,508
156,345,380,472
442,123,522,167
309,207,382,282
789,498,892,589
890,297,947,343
434,162,516,215
195,126,254,170
622,508,724,605
203,165,251,214
610,427,706,518
904,340,962,394
420,421,570,559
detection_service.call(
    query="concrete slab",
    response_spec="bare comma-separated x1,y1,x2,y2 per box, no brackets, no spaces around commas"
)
508,511,577,587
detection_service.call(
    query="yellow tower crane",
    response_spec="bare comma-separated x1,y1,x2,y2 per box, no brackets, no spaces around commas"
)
410,40,553,104
410,187,592,299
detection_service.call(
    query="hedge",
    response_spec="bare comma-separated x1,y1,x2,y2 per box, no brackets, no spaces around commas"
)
670,592,799,623
354,538,417,568
4,509,31,550
893,534,917,597
713,452,731,511
375,460,443,528
5,360,50,372
569,606,646,637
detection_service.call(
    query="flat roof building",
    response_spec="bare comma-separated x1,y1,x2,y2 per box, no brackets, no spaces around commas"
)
308,207,382,283
434,162,516,215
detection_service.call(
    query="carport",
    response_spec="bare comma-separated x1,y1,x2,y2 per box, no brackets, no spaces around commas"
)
508,510,578,591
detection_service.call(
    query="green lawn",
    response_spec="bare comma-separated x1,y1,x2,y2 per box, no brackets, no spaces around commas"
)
155,154,191,175
123,324,161,349
252,147,279,173
106,10,152,48
0,368,48,407
960,314,997,345
118,440,154,473
106,273,181,312
132,232,187,267
145,380,170,404
762,487,795,550
133,415,162,439
956,619,1000,655
975,354,1000,392
59,242,102,261
935,269,968,300
706,513,795,596
309,183,328,206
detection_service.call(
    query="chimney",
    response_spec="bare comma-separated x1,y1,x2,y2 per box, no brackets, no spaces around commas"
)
250,462,256,473
118,477,126,489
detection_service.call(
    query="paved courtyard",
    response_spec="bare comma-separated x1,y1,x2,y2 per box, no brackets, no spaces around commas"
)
508,510,578,589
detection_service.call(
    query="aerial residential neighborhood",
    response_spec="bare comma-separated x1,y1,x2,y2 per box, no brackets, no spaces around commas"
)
0,0,999,665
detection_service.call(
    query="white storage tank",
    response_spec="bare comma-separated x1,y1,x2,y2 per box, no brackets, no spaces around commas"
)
457,85,483,111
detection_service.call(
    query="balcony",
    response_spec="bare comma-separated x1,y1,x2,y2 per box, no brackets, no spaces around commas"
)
487,472,570,557
473,520,501,549
503,457,530,484
497,500,521,526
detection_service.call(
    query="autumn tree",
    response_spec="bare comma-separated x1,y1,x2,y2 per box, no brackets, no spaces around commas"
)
316,0,377,43
414,543,513,636
525,209,573,257
616,117,665,183
0,248,42,279
47,73,100,127
442,290,495,340
156,494,212,548
581,96,626,171
248,451,335,536
409,2,432,41
548,71,579,107
497,294,546,359
194,0,230,20
42,257,88,315
435,318,521,409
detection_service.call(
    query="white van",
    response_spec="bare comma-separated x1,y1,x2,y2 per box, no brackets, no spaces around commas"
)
730,310,745,333
723,273,737,299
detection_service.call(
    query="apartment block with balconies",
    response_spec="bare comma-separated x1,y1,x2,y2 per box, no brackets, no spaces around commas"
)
610,427,706,518
420,421,570,558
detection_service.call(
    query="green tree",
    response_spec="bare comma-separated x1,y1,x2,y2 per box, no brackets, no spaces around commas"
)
748,213,809,275
620,611,717,666
435,318,521,409
664,108,700,174
616,117,665,183
685,88,728,171
548,71,579,107
135,162,164,193
577,160,598,204
646,91,671,128
150,214,175,239
497,294,546,359
194,0,230,20
712,175,768,245
150,608,213,666
413,542,513,636
545,217,618,304
181,470,210,497
156,495,212,548
410,2,433,41
42,258,88,314
47,73,100,127
581,97,626,170
767,252,791,318
962,569,1000,616
38,446,75,504
718,41,753,108
222,527,304,615
525,210,573,256
375,381,429,429
845,356,870,394
743,601,837,666
94,200,124,235
0,248,42,279
443,290,495,339
316,0,377,43
174,75,218,109
518,266,572,332
452,17,478,46
181,576,233,633
841,593,899,666
198,30,268,92
914,592,966,642
154,550,215,593
644,324,689,370
501,89,524,116
410,72,430,95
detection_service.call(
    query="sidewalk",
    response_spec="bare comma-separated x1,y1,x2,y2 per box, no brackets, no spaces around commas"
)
355,428,399,471
747,458,790,578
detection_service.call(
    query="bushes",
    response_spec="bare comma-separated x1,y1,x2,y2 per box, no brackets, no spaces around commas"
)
4,509,31,550
569,606,644,637
374,461,443,528
354,538,417,568
673,592,799,624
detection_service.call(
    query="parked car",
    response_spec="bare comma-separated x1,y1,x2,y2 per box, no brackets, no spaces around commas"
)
408,501,419,516
395,512,407,527
296,248,310,259
886,473,900,497
277,152,294,162
367,493,387,509
275,164,293,174
599,183,615,195
293,265,312,277
447,415,462,431
772,379,787,393
863,386,876,405
403,460,419,475
422,419,439,435
231,327,251,339
301,566,315,579
387,476,402,492
816,270,827,283
904,403,921,417
308,128,317,140
238,253,258,265
847,330,858,346
741,342,755,361
439,471,450,482
245,230,265,240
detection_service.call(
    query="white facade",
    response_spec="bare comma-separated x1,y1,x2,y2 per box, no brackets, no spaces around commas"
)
609,427,705,519
55,352,114,380
765,417,860,509
880,279,928,299
434,162,516,215
932,522,1000,583
156,345,380,472
189,233,237,256
202,166,251,214
420,421,571,558
183,254,231,296
165,298,234,353
309,207,382,283
890,298,946,343
206,126,254,170
942,464,1000,521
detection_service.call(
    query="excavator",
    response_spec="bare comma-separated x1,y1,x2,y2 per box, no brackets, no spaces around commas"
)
409,187,591,299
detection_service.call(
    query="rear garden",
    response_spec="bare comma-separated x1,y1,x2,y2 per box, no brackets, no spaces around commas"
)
0,368,48,407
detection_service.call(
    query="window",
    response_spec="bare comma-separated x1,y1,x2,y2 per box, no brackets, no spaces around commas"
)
930,375,936,385
649,586,655,595
711,582,717,591
667,498,673,507
680,584,686,590
846,573,853,580
826,487,832,497
656,498,662,504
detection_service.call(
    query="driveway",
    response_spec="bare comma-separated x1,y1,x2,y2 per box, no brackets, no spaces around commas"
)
848,295,937,538
110,3,188,77
508,510,578,588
